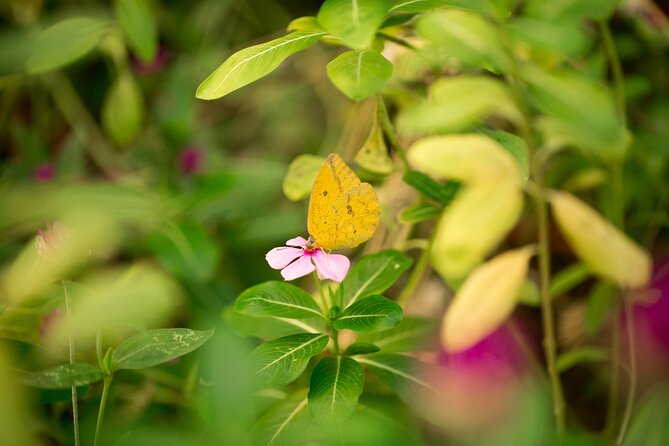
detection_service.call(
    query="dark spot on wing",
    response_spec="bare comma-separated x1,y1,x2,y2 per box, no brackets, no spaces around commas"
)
346,205,353,215
323,191,328,196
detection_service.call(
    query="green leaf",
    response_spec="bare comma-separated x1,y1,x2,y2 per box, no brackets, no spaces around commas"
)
26,17,110,74
417,9,511,73
223,307,325,340
146,222,221,282
196,30,325,100
397,76,522,135
550,191,651,289
407,134,522,186
355,110,394,174
517,279,541,307
251,391,310,446
0,28,35,76
115,0,158,62
556,346,608,373
585,281,616,336
282,154,324,201
342,250,413,306
402,170,460,204
18,364,102,389
308,357,364,422
326,50,393,100
483,130,530,184
112,328,214,370
399,203,442,223
549,263,591,298
344,342,381,355
357,317,436,352
430,183,524,281
389,0,510,19
520,66,626,158
504,17,588,58
235,281,324,320
624,387,669,446
357,353,439,404
251,333,329,386
524,0,619,22
287,16,325,33
102,73,144,146
317,0,390,49
334,295,403,332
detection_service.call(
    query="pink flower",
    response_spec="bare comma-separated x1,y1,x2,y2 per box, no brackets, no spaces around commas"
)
179,146,203,175
266,236,350,282
33,164,55,182
35,222,67,257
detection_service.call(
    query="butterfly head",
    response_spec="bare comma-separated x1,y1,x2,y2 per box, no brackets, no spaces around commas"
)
306,235,318,252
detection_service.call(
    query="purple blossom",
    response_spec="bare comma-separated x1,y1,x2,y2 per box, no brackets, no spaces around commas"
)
179,146,203,175
266,236,350,282
33,164,55,182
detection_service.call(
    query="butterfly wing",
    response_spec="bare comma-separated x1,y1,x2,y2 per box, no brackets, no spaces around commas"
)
322,183,380,249
308,154,379,250
308,154,361,244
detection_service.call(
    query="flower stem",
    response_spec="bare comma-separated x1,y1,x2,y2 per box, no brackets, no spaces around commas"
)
62,281,80,446
599,19,636,444
93,374,113,446
377,94,410,171
616,300,637,445
313,271,329,314
533,184,566,435
397,235,433,307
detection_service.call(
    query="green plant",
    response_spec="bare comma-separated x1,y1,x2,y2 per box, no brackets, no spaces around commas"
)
198,0,659,444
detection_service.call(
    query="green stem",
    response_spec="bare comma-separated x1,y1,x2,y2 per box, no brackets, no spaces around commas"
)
599,21,626,125
93,375,113,446
606,309,621,436
397,235,433,307
313,271,329,314
377,94,410,171
62,281,80,446
616,300,637,445
377,32,417,50
96,330,104,370
331,326,340,356
600,19,635,443
533,185,566,435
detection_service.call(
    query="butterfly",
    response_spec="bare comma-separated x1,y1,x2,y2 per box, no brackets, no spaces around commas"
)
306,153,380,251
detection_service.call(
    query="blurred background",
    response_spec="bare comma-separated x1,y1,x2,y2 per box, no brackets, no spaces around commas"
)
1,0,669,445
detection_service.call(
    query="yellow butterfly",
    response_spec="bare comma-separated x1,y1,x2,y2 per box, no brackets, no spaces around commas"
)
307,153,380,251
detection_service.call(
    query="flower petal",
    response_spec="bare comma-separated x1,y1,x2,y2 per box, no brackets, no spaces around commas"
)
286,236,308,247
312,251,350,283
265,247,303,269
281,255,316,281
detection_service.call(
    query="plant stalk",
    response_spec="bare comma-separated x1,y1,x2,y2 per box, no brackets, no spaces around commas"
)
397,235,433,307
313,271,329,314
93,374,113,446
533,181,566,435
377,95,410,171
599,19,636,444
62,281,80,446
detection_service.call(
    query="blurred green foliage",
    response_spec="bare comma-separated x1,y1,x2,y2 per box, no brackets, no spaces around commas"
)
1,0,669,445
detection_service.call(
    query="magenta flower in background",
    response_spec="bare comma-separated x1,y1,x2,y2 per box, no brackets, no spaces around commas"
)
179,146,203,175
35,222,66,257
266,236,350,282
33,163,55,182
132,46,169,76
